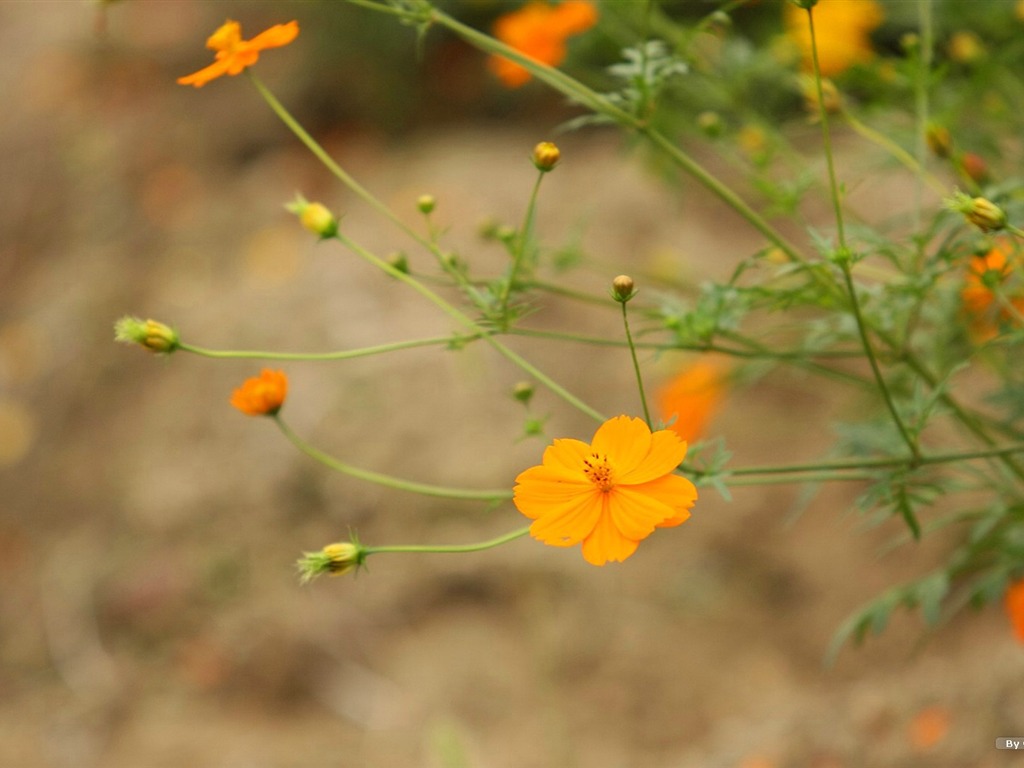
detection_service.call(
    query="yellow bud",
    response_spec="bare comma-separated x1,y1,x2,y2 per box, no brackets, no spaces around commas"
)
416,194,436,215
946,192,1007,233
114,316,179,354
296,541,365,583
611,274,636,303
948,31,985,64
532,141,560,172
513,381,535,404
286,194,338,239
926,124,953,158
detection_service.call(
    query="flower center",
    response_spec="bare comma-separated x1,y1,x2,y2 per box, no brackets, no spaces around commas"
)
582,452,615,492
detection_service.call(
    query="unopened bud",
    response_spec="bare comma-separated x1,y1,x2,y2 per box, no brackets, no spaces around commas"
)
926,124,953,158
532,141,560,172
387,251,409,274
297,541,366,583
286,194,338,239
114,316,179,354
697,111,724,138
948,31,985,64
947,191,1007,232
799,75,842,116
611,274,636,303
513,381,535,405
960,152,989,184
416,194,436,215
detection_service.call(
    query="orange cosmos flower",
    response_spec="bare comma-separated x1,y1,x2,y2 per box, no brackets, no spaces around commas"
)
656,359,726,443
960,241,1024,341
513,415,697,565
489,1,598,88
784,0,884,77
1006,578,1024,643
230,369,288,416
178,19,299,88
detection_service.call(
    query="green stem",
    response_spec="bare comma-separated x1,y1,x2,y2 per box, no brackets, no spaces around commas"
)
274,415,512,501
249,73,428,250
365,525,531,556
805,4,919,460
619,298,652,426
179,334,482,361
724,442,1024,478
841,112,946,196
499,170,546,322
250,71,603,423
334,232,606,423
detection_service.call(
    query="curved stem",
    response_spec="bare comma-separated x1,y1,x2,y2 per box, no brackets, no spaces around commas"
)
179,335,482,361
274,415,512,501
365,525,531,556
334,231,606,423
805,4,919,460
499,170,546,322
619,300,652,426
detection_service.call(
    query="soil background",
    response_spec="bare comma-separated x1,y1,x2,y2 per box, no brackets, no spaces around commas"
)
2,3,1023,767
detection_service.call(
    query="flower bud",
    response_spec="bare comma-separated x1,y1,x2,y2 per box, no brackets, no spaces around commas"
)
532,141,560,172
296,541,366,583
799,75,842,116
947,192,1007,232
286,194,338,239
696,111,724,138
960,152,989,184
114,316,179,354
611,274,636,303
416,194,436,215
948,31,985,64
387,251,409,274
926,124,952,158
513,381,535,405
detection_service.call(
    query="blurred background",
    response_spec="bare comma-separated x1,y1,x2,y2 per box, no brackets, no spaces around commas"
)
2,2,1023,766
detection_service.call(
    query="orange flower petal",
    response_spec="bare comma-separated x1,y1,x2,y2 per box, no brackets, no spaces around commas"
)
618,429,688,485
177,59,233,88
528,492,602,546
206,20,242,51
230,369,288,416
541,437,595,478
246,21,300,51
581,503,639,565
591,415,653,477
609,486,679,540
1006,578,1024,642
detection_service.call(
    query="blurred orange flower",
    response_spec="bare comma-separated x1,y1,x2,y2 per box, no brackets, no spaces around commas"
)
489,1,598,88
907,705,951,752
178,19,299,88
784,0,884,77
961,241,1024,341
1005,578,1024,642
230,369,288,416
657,359,726,443
513,415,696,565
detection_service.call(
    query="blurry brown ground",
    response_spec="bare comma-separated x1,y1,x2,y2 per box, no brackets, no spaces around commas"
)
2,3,1023,767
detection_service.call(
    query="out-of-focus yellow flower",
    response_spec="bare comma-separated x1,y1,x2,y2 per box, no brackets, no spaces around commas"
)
178,19,299,88
513,415,696,565
230,369,288,416
656,360,726,443
784,0,884,77
947,31,985,64
489,1,598,88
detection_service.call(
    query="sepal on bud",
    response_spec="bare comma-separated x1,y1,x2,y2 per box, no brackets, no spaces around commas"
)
532,141,560,172
611,274,637,303
297,541,366,583
286,194,339,239
114,316,179,354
